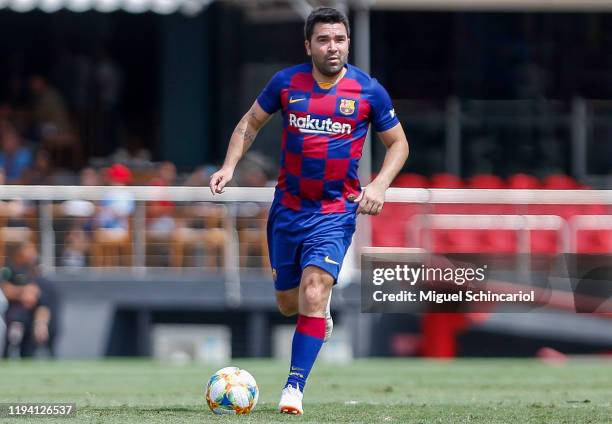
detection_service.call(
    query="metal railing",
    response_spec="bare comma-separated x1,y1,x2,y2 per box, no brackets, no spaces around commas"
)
0,185,611,279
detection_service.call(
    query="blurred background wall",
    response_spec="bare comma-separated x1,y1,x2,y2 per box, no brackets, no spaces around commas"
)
2,3,612,180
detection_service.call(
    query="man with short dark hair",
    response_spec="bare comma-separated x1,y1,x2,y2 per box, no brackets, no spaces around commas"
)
0,120,32,184
210,7,409,414
0,241,58,358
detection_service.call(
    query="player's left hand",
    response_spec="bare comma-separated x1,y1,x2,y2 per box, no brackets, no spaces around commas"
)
353,182,386,215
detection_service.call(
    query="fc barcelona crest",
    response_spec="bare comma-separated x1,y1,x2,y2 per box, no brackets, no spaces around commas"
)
339,99,356,116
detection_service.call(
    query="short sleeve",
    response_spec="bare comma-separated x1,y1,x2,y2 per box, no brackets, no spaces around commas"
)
369,79,399,133
256,71,285,114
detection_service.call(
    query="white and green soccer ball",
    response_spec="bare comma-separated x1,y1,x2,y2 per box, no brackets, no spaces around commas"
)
205,366,259,415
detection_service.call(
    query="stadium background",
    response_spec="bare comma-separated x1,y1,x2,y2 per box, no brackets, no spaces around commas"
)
1,0,612,364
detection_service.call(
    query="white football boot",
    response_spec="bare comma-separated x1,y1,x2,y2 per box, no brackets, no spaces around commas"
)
324,290,333,342
278,384,304,415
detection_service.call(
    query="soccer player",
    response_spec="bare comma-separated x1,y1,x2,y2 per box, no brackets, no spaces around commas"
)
210,7,409,415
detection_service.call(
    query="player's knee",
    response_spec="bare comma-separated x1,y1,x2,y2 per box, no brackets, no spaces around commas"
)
302,274,327,308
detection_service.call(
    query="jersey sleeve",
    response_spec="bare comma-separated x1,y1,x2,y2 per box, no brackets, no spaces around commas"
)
369,79,400,132
256,71,285,114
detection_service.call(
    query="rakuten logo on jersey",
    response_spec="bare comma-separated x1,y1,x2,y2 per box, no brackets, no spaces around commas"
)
288,113,352,135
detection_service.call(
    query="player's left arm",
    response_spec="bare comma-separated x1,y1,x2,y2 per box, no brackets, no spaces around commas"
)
355,123,409,215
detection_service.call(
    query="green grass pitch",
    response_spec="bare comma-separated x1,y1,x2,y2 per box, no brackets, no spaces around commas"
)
1,358,610,423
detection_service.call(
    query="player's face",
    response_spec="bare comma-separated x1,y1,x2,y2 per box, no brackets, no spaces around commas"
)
306,22,350,77
19,242,38,266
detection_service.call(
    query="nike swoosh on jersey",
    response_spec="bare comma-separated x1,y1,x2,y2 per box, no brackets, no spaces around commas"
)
324,256,340,265
289,97,306,103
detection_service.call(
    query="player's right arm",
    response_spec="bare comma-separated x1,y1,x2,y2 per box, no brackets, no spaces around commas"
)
0,281,40,308
209,101,271,194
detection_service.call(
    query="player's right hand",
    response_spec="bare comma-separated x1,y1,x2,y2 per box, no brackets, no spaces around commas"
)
209,167,234,195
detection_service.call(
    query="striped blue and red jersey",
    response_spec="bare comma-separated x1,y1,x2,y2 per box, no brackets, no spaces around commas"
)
257,62,399,214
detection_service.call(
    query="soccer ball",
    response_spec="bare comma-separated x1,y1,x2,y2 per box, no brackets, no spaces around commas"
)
205,366,259,414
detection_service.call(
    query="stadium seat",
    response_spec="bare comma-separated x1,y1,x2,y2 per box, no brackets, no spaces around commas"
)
467,174,508,215
372,220,403,247
53,200,96,267
373,203,426,248
237,205,270,268
575,230,612,253
372,173,428,248
429,174,467,216
467,174,505,189
436,229,486,253
485,229,518,253
542,174,579,190
91,224,132,267
430,173,464,189
529,230,561,254
528,174,584,221
0,226,35,265
507,173,540,189
572,215,612,253
534,175,585,224
420,173,466,252
528,202,582,225
169,204,227,268
428,175,493,252
391,173,428,188
131,168,158,185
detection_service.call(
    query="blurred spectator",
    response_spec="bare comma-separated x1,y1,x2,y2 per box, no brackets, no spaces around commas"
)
237,151,275,184
169,164,226,268
144,162,177,266
184,165,216,187
0,104,13,121
91,164,134,266
95,163,135,231
29,75,81,169
23,149,53,185
1,241,58,358
57,168,98,267
102,147,153,171
147,161,177,235
94,48,123,156
235,153,272,268
80,166,101,186
156,161,177,186
61,226,90,267
0,120,32,183
1,198,36,232
29,75,73,139
0,174,37,256
50,47,92,119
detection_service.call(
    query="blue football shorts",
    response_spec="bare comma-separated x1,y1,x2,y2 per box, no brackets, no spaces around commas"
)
266,201,356,291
